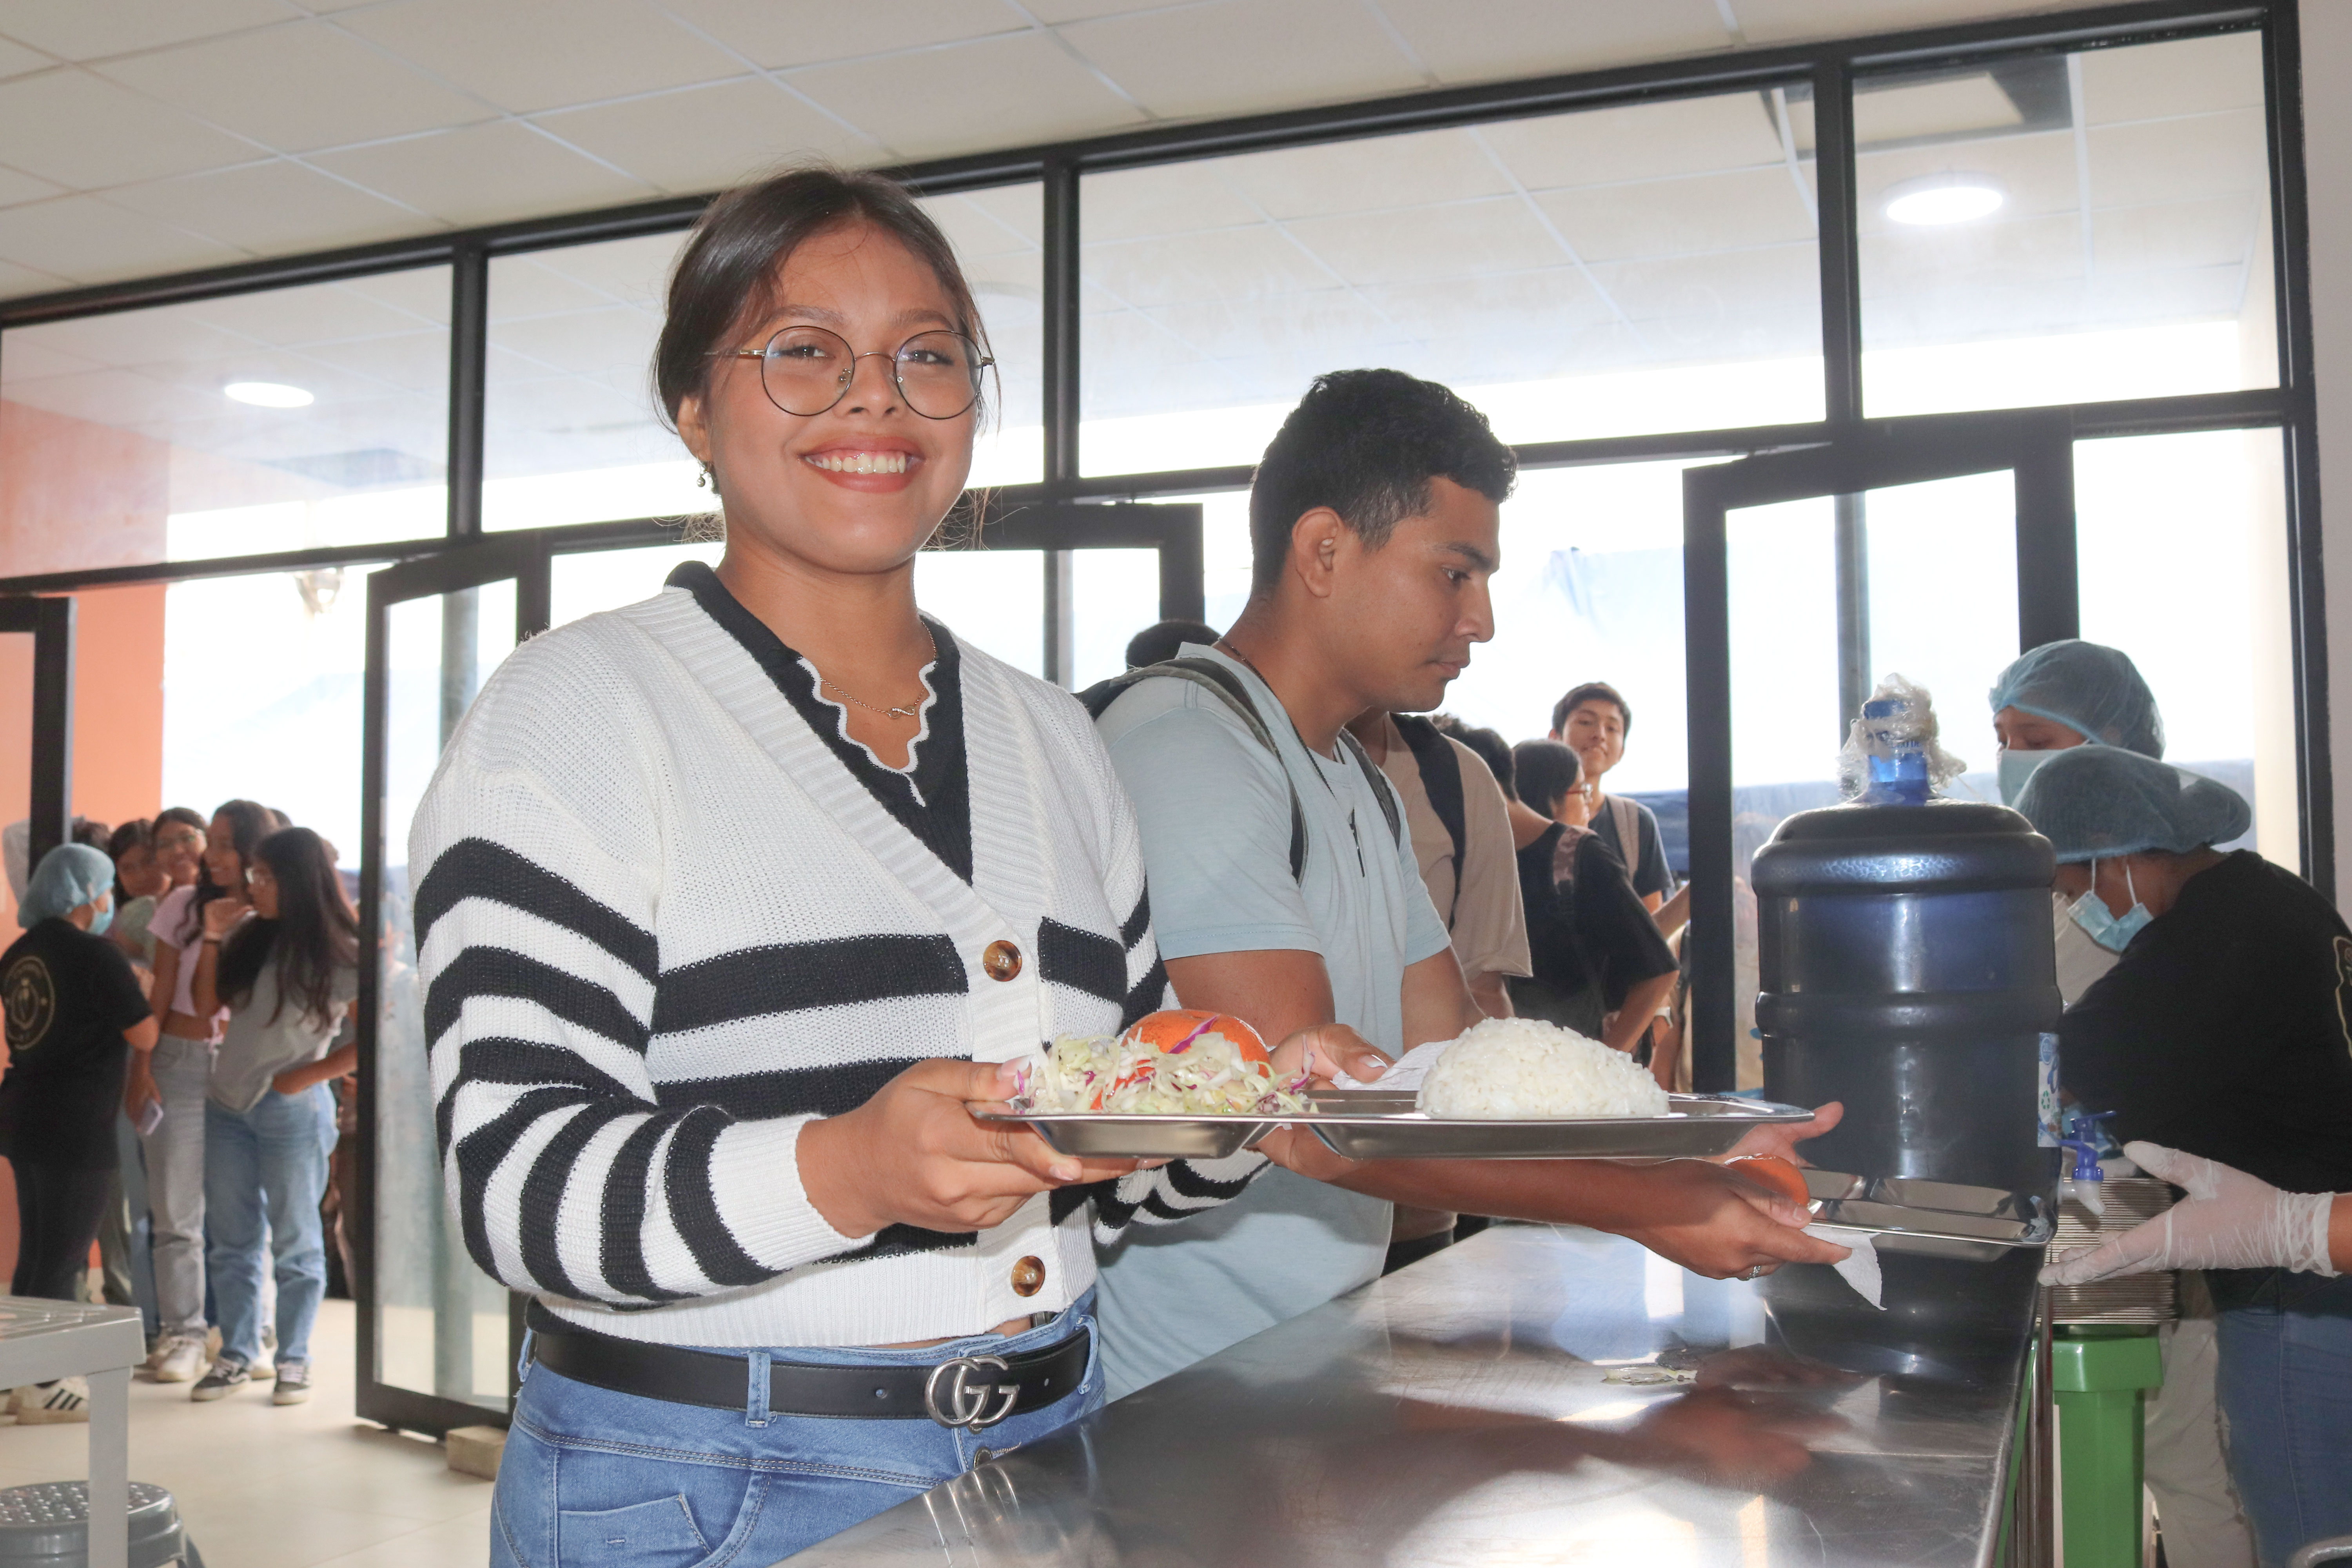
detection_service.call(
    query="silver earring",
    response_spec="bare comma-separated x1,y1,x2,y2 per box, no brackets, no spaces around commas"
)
696,464,713,490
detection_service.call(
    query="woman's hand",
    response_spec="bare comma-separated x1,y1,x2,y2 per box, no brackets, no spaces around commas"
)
1613,1159,1850,1279
123,1059,159,1124
200,895,248,941
798,1058,1142,1240
2040,1141,2343,1284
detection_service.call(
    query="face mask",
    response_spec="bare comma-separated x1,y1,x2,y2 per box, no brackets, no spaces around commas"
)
1998,747,2058,806
84,898,113,938
2071,858,2153,953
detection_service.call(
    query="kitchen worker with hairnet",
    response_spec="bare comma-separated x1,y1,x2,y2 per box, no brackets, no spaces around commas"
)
2015,746,2352,1568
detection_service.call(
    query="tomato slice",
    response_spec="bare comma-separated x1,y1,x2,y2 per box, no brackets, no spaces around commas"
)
1725,1154,1813,1207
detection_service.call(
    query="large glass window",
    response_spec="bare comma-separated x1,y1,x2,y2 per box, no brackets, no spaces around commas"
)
2076,428,2288,864
1080,88,1824,477
0,270,452,573
482,184,1042,533
1858,31,2276,416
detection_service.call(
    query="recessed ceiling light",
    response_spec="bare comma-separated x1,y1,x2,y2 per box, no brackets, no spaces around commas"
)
1884,174,2006,226
224,381,313,408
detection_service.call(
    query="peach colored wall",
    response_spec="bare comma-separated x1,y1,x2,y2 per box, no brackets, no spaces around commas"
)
1,404,172,1285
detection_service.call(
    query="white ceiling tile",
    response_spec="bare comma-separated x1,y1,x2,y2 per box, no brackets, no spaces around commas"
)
337,0,748,115
180,279,442,348
1381,0,1730,84
1059,0,1425,120
1542,166,1814,263
1283,195,1562,287
1854,130,2075,231
1084,162,1263,243
789,33,1146,157
658,0,1024,69
0,165,65,207
95,21,496,152
0,196,246,282
1085,225,1341,309
0,37,55,79
493,256,642,321
101,162,431,254
531,77,874,194
1477,91,1786,189
1022,0,1176,20
922,187,1042,265
1726,0,2074,45
0,0,298,62
2088,111,2269,210
309,121,660,226
1209,130,1515,221
0,69,263,187
2080,32,2265,124
338,267,454,325
498,232,687,313
0,257,69,299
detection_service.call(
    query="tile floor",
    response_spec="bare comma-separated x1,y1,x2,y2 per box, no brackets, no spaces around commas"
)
0,1301,495,1566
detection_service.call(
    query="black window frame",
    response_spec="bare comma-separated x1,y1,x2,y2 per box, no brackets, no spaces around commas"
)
0,0,2322,887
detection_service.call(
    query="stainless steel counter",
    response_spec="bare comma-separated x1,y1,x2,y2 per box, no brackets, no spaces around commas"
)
786,1224,2042,1566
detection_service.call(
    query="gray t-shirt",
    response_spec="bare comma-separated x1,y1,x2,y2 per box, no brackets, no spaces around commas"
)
209,957,358,1113
1091,645,1451,1399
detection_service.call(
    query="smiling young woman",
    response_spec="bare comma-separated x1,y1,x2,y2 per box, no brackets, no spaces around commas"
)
406,166,1355,1565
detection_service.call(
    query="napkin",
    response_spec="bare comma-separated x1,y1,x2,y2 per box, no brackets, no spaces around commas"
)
1804,1223,1884,1308
1330,1040,1447,1094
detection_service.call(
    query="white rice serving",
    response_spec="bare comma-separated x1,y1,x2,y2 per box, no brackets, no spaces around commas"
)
1416,1017,1670,1120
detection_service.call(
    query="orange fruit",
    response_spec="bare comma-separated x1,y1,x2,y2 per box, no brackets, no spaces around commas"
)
1724,1154,1812,1207
1119,1009,1269,1064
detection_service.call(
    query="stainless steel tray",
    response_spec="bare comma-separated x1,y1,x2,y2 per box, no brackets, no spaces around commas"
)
975,1092,1815,1162
1801,1168,2054,1262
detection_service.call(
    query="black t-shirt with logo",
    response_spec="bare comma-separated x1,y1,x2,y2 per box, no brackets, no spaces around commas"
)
2059,850,2352,1196
0,918,151,1170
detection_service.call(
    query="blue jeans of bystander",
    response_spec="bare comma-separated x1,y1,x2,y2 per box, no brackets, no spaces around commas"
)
202,1085,336,1370
490,1290,1102,1567
2212,1268,2352,1567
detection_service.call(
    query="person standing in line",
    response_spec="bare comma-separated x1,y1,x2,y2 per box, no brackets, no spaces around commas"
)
126,798,272,1386
1090,370,1844,1400
103,821,170,967
1990,641,2254,1568
0,844,156,1422
1548,683,1687,936
1506,740,1680,1066
1345,706,1530,1274
185,828,358,1408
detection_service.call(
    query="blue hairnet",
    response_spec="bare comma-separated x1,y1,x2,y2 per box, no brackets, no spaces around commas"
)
18,843,114,927
2012,744,2249,862
1987,640,2165,758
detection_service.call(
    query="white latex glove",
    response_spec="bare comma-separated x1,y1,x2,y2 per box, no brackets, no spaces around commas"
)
2038,1141,2340,1287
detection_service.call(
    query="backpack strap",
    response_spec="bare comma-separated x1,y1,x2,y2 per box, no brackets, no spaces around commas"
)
1079,659,1308,882
1389,715,1466,928
1336,727,1406,851
1606,793,1642,886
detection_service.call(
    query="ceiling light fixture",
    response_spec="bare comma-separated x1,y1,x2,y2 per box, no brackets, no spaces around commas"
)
1883,173,2006,226
224,381,313,408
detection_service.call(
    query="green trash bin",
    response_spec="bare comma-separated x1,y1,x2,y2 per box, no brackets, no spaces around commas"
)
2052,1327,2163,1568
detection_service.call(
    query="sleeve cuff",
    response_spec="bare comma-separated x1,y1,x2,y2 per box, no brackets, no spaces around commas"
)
706,1116,868,1272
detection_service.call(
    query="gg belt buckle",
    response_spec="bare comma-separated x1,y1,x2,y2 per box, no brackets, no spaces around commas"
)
924,1354,1018,1432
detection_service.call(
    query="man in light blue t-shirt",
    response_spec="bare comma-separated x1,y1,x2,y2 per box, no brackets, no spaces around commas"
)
1092,370,1845,1399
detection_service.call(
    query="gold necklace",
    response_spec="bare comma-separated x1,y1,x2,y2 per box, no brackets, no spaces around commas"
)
815,631,936,722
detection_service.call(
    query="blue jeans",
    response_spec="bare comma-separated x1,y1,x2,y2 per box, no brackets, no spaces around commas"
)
491,1292,1103,1567
202,1085,336,1369
2213,1269,2352,1567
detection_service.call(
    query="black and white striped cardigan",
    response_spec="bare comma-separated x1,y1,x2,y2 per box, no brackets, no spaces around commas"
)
409,568,1263,1348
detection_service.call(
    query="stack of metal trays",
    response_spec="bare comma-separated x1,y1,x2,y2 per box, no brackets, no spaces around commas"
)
2049,1176,2177,1325
1800,1169,2053,1261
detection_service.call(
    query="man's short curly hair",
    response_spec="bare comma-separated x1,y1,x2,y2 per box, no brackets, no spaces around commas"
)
1247,369,1516,593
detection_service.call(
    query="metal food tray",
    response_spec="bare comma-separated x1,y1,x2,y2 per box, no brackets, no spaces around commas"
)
1801,1168,2054,1262
975,1092,1816,1162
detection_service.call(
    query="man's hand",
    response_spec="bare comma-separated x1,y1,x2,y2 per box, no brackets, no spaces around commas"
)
1612,1160,1849,1279
123,1060,159,1125
1268,1022,1389,1089
798,1060,1140,1240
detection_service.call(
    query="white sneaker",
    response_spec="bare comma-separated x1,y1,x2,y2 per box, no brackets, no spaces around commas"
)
151,1335,208,1385
13,1379,89,1424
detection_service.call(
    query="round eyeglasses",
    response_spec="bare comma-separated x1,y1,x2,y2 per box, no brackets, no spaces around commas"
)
715,326,992,421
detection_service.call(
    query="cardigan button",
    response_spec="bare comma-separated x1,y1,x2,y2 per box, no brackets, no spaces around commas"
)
983,940,1022,982
1010,1256,1045,1297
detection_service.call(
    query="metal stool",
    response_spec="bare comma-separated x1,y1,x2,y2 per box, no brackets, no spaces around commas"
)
0,1484,196,1568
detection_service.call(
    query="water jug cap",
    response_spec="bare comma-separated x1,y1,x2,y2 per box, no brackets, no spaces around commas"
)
2059,1138,2104,1180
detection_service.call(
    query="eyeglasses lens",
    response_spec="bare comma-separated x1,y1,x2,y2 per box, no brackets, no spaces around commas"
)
757,327,982,420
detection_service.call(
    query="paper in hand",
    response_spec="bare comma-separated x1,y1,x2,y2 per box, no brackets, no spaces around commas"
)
1330,1040,1448,1094
1804,1223,1884,1308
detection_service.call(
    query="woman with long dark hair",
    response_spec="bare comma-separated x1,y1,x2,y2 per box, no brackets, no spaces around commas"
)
412,163,1357,1562
187,826,358,1407
126,797,272,1386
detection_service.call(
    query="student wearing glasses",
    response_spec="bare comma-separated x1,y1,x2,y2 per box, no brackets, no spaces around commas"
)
414,165,1368,1565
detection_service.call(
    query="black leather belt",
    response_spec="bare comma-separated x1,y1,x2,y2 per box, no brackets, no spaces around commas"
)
524,1302,1089,1431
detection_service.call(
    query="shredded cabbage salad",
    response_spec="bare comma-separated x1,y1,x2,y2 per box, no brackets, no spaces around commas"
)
1015,1029,1309,1115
